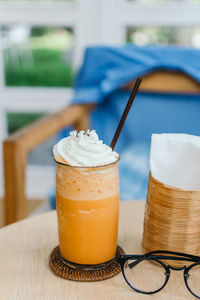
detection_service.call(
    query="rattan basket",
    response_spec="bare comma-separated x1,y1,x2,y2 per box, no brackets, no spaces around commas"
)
142,173,200,261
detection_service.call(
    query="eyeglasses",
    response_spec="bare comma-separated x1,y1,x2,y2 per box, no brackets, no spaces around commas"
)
118,250,200,299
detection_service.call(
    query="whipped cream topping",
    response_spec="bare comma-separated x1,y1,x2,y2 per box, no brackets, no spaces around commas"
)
53,130,119,167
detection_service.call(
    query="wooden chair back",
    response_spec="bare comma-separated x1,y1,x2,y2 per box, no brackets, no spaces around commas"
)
3,70,200,225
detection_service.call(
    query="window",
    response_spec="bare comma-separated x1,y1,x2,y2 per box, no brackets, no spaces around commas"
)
7,112,56,166
127,26,200,48
7,112,45,134
0,0,73,2
2,25,74,87
126,0,200,2
0,0,200,198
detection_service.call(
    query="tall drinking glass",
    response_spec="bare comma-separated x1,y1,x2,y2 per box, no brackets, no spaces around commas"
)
56,159,120,268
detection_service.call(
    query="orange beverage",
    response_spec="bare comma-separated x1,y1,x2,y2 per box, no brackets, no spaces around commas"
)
56,160,119,266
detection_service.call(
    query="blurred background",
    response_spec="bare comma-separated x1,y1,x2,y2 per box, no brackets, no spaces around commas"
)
0,0,200,218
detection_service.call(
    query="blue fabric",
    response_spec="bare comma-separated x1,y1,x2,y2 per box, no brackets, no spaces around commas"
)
57,45,200,203
90,91,200,200
74,45,200,103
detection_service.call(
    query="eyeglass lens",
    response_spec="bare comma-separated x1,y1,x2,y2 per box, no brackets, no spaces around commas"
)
124,259,167,293
186,263,200,298
124,258,200,298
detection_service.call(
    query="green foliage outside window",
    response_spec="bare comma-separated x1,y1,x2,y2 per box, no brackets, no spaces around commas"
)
5,48,73,87
7,112,46,134
3,26,74,87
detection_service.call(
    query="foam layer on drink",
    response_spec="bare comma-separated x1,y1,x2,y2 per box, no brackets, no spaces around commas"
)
53,129,119,167
56,163,119,201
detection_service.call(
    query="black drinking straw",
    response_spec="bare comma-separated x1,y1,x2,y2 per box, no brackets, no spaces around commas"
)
110,78,142,150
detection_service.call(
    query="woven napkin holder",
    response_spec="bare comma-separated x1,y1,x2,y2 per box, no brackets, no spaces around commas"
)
142,173,200,266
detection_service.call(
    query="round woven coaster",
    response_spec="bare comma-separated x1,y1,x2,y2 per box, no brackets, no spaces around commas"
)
49,245,125,282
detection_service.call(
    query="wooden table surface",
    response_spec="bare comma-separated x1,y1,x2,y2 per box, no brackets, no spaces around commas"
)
0,201,194,300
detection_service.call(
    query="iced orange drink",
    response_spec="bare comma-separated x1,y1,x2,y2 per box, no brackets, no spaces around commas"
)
53,130,119,267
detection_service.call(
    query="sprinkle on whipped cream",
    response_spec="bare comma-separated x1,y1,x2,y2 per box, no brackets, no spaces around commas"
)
53,130,119,167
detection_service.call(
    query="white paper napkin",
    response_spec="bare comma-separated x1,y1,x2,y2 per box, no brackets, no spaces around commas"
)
150,133,200,190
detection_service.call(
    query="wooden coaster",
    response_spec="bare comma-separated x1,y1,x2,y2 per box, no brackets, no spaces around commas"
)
49,245,125,282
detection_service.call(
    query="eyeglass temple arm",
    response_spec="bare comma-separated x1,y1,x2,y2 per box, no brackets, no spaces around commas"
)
118,255,144,268
123,255,200,270
146,250,200,261
119,251,200,261
119,250,200,260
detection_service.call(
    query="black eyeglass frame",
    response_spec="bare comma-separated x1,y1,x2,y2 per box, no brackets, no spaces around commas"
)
117,250,200,299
